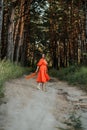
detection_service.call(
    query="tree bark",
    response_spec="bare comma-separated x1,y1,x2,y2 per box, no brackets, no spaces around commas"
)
7,2,15,61
0,0,3,58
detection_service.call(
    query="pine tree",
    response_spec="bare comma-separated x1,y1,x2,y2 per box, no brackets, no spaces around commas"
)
0,0,3,58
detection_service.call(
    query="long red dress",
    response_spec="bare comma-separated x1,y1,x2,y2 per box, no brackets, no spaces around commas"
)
36,58,50,83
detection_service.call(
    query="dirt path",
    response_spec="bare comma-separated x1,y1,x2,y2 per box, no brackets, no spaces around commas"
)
0,76,87,130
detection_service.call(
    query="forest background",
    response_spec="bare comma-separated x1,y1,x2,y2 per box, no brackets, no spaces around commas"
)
0,0,87,97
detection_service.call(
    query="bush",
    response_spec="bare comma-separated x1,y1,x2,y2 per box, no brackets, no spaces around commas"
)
49,68,59,77
49,65,87,91
0,60,31,98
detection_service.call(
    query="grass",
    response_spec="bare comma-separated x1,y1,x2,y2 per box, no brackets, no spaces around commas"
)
56,111,84,130
49,65,87,91
0,60,32,98
64,111,83,130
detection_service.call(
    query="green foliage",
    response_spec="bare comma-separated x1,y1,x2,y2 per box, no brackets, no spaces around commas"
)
56,111,83,130
67,67,87,87
0,60,31,98
66,112,82,130
49,68,59,77
49,66,87,91
49,65,79,79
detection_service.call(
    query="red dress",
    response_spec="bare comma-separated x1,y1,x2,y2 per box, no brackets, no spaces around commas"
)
36,58,50,83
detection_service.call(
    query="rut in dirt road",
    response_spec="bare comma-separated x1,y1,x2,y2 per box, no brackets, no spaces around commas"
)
0,77,87,130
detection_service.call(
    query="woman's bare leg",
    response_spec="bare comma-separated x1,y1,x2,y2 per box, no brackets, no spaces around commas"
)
42,83,47,92
37,83,41,90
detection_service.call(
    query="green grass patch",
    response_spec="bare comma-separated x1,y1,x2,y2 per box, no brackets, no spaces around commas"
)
56,111,84,130
49,65,87,91
0,60,32,98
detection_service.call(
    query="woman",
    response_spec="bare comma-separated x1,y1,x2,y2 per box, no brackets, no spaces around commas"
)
35,53,50,91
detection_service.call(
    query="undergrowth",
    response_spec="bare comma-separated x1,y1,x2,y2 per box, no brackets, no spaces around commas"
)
49,65,87,91
0,60,32,98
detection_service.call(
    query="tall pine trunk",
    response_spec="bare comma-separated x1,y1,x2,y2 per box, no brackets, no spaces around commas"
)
0,0,3,58
7,2,15,61
16,0,25,63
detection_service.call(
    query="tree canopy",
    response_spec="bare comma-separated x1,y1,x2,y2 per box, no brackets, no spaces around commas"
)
0,0,87,68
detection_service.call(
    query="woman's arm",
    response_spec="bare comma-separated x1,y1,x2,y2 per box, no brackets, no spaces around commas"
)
35,66,39,73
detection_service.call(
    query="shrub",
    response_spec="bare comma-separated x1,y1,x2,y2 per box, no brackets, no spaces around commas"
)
0,60,31,98
49,65,87,91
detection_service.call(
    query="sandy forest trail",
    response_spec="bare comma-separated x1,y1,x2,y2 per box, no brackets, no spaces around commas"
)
0,76,87,130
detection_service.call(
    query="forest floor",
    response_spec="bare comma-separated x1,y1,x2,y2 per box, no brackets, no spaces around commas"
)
0,76,87,130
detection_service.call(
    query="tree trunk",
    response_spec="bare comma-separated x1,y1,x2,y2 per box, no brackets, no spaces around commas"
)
85,1,87,40
15,0,25,64
0,0,3,58
20,0,31,66
7,3,15,61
